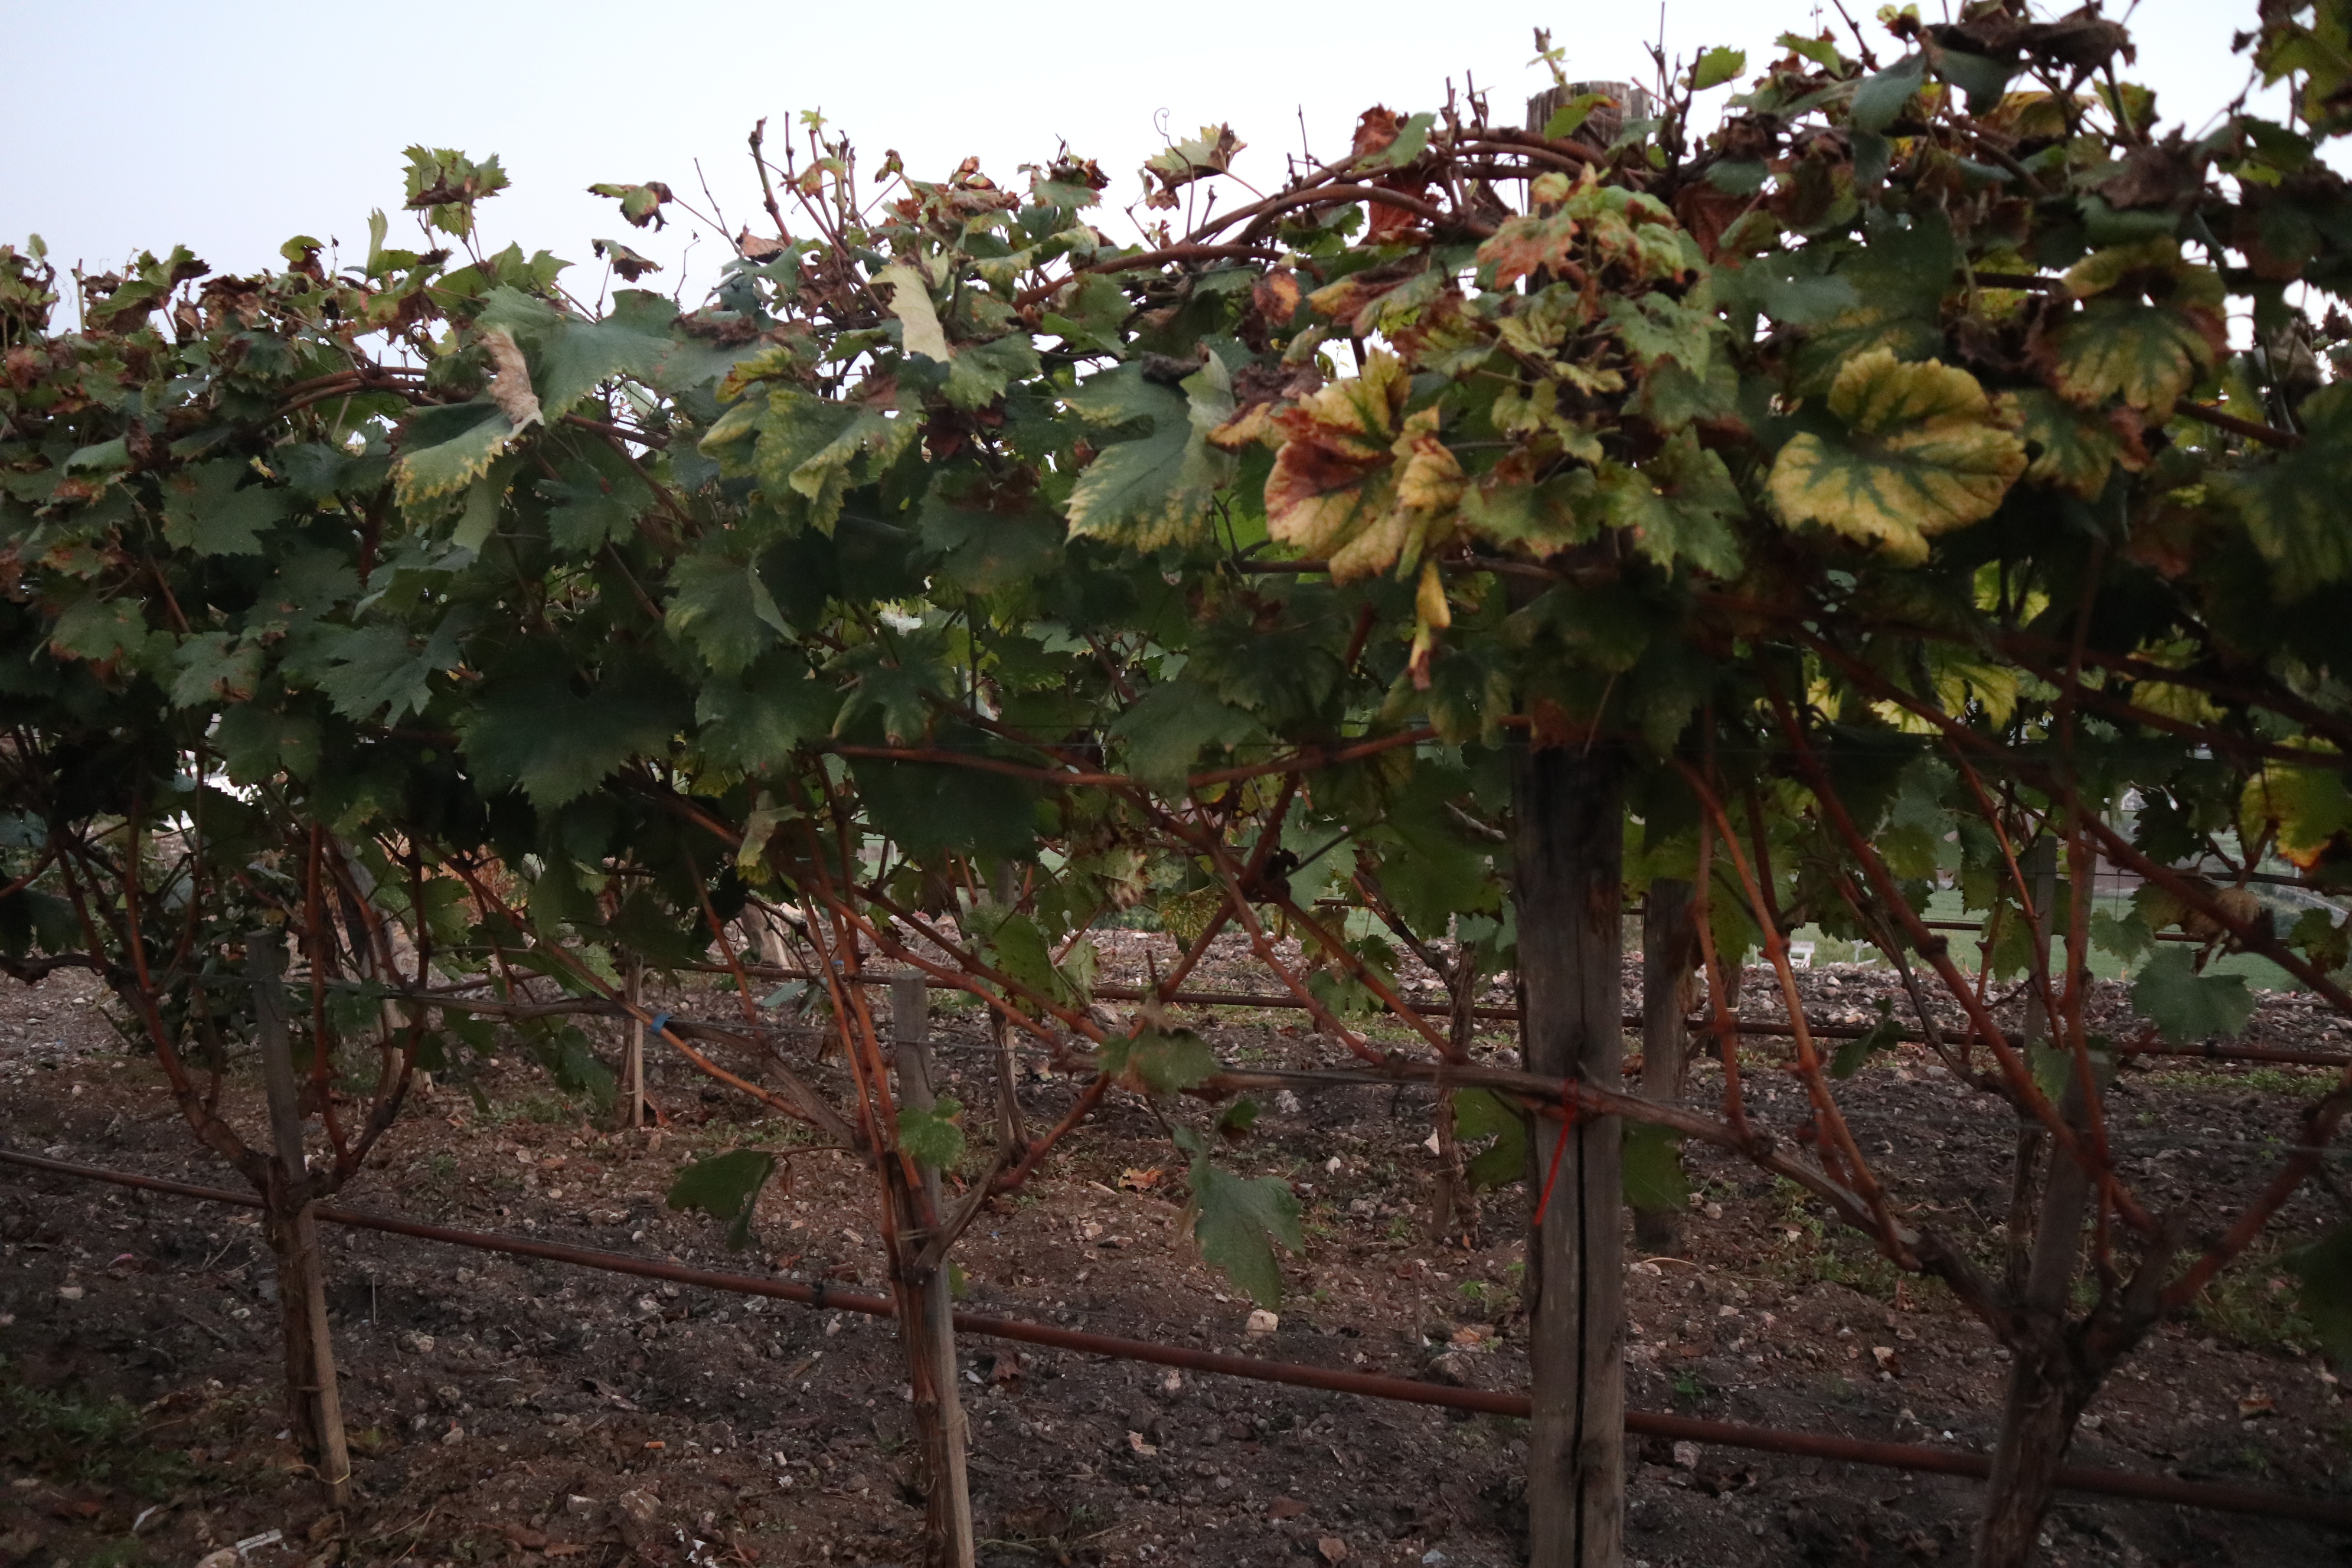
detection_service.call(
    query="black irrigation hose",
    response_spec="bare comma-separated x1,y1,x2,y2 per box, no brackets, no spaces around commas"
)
4,1148,2349,1528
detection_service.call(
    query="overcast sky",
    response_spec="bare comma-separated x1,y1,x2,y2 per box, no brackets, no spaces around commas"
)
9,1,2273,306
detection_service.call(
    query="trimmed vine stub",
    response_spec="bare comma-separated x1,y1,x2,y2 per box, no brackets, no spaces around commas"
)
8,4,2352,1564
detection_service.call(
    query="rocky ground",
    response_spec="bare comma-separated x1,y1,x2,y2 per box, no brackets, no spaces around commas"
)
1,937,2348,1568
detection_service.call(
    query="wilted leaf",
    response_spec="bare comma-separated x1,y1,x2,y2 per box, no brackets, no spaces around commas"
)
1102,1027,1220,1096
2240,759,2352,869
875,263,950,362
395,401,522,511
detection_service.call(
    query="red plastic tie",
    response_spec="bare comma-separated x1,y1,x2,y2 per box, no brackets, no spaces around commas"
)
1528,1078,1578,1229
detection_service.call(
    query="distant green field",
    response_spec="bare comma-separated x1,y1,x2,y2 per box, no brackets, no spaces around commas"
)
1785,887,2308,993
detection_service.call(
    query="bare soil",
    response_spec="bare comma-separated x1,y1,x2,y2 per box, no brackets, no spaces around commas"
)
2,939,2348,1568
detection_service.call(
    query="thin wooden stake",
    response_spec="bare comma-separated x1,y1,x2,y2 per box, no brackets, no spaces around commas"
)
891,974,976,1568
248,930,351,1505
623,955,646,1129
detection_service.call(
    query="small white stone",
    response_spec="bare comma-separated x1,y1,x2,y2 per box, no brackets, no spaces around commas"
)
1246,1309,1279,1337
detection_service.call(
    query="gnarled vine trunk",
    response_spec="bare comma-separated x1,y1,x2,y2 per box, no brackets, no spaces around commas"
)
249,932,350,1504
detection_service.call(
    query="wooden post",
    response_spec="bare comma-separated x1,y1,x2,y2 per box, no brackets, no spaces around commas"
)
622,955,645,1129
1511,741,1626,1568
891,975,975,1568
248,930,351,1505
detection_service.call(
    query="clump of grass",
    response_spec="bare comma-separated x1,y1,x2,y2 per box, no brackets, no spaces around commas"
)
2191,1251,2317,1355
0,1361,191,1500
1763,1179,1905,1302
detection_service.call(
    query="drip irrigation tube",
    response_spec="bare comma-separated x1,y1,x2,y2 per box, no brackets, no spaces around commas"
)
5,1147,2348,1529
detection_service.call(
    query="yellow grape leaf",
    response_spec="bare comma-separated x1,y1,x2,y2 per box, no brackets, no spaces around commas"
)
2047,240,2226,417
1766,347,2027,562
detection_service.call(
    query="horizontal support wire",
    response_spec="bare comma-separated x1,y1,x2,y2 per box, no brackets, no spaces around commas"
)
5,1146,2348,1528
657,962,2352,1070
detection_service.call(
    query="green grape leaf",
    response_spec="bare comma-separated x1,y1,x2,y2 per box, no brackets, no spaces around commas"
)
2288,1226,2352,1367
666,1148,777,1250
665,551,789,676
1454,1087,1529,1191
1830,1006,1905,1077
48,596,150,667
313,626,435,723
1789,216,1955,389
1691,47,1747,90
1102,1027,1220,1096
850,753,1038,858
1850,53,1926,133
213,704,321,783
2002,387,2142,498
2090,908,2155,965
2129,948,2255,1045
943,334,1042,411
1622,1119,1689,1214
1767,347,2027,561
458,656,684,808
161,459,290,557
731,387,918,535
694,656,836,775
533,1023,618,1110
897,1097,966,1171
1063,360,1233,550
533,292,674,414
170,632,262,708
1108,681,1257,793
2212,381,2352,586
2290,907,2350,975
1592,433,1743,579
1177,1134,1303,1308
1541,92,1613,141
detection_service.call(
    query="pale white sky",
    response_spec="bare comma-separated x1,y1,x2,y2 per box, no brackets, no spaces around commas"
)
8,0,2273,303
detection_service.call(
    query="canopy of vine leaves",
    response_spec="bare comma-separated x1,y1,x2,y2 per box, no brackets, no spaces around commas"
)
7,5,2352,1559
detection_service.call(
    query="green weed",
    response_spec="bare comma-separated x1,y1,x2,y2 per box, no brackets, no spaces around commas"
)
0,1364,191,1500
2191,1250,2317,1355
